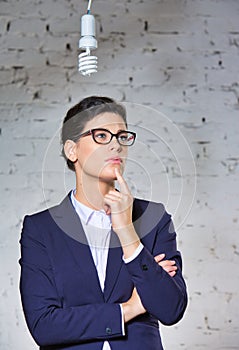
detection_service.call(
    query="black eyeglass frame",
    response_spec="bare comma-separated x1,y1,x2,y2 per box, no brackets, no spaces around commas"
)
77,128,136,146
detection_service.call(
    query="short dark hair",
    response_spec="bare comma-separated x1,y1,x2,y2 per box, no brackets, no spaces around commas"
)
61,96,127,171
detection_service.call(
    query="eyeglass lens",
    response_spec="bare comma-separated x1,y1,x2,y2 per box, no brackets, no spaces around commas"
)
92,129,135,145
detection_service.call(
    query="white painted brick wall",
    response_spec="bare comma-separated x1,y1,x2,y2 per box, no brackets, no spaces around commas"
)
0,0,239,349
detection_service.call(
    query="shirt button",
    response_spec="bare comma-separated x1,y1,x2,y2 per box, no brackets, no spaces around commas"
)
106,327,112,335
141,264,148,271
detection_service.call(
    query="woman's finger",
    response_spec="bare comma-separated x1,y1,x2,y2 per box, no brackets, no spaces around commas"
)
159,260,176,267
161,265,177,272
154,253,165,263
115,168,130,194
104,191,122,201
169,271,176,277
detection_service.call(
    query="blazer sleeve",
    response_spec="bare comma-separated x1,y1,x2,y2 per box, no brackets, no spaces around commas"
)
125,204,188,325
19,215,123,347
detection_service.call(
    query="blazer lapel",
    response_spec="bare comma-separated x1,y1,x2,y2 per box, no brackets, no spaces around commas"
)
49,193,103,300
103,199,145,302
48,195,148,303
103,230,123,302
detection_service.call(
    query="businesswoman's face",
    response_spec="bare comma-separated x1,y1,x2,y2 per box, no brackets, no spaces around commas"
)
64,112,133,183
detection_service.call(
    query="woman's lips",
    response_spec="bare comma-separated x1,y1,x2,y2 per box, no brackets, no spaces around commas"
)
105,157,122,164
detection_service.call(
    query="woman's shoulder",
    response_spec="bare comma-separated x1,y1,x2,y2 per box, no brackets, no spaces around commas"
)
22,193,71,227
133,197,171,226
22,207,55,234
133,197,167,214
132,198,173,239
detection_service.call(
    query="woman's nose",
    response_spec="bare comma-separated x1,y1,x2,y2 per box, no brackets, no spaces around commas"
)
108,136,122,151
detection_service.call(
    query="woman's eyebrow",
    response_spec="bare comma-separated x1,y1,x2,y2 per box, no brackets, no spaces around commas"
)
116,128,128,132
99,128,127,133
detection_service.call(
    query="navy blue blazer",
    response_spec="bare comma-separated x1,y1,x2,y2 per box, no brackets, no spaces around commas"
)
19,193,187,350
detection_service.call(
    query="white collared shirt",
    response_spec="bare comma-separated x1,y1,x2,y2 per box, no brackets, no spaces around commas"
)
71,191,111,291
71,190,143,349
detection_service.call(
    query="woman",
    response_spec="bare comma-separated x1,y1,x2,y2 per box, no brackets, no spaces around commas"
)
19,96,187,350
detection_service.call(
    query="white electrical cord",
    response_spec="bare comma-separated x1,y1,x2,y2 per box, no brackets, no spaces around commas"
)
87,0,92,13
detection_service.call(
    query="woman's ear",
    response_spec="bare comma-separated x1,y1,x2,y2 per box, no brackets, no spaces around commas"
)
64,140,77,162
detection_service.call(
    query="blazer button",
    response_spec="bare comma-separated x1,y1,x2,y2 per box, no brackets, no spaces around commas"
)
141,264,148,271
106,327,112,335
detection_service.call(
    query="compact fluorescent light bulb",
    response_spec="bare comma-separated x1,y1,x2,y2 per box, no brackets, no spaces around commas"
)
78,14,98,76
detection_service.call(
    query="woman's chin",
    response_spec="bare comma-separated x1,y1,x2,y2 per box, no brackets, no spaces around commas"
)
99,166,121,182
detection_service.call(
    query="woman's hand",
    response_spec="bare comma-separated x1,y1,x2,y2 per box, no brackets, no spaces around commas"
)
104,168,140,259
104,168,133,230
154,253,177,277
122,287,146,323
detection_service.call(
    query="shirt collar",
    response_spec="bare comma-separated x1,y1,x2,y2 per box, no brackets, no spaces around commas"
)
70,190,111,227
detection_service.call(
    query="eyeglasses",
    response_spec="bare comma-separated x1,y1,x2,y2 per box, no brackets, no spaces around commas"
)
77,128,136,146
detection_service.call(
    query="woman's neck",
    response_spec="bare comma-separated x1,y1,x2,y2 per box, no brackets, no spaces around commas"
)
74,173,114,211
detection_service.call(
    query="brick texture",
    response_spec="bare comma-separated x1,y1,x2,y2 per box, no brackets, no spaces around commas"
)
0,0,239,349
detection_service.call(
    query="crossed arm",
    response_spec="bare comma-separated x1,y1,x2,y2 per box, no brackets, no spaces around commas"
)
104,168,186,324
122,253,178,322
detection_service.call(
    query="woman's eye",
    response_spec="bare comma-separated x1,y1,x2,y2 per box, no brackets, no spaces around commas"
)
95,132,107,139
119,136,127,141
119,133,128,141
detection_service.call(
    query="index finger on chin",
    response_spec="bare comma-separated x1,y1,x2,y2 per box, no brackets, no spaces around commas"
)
115,167,130,194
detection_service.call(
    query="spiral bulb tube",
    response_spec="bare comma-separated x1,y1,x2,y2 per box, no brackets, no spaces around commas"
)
78,14,98,76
